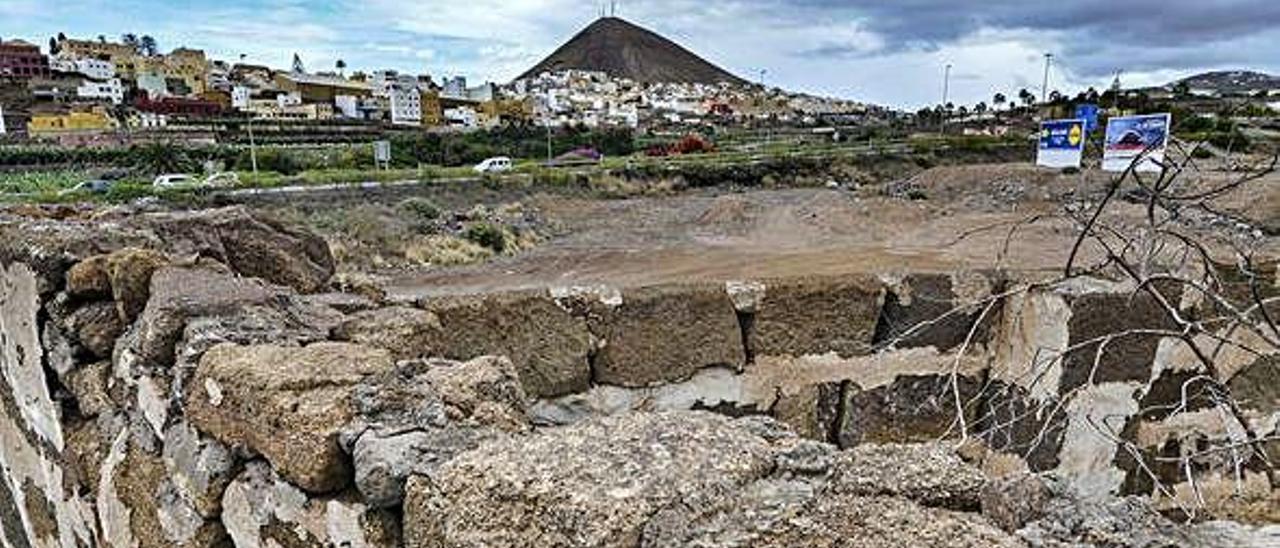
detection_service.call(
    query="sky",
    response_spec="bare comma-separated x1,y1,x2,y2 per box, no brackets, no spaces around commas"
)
4,0,1279,109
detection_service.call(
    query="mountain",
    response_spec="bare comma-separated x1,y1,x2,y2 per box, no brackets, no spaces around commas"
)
1170,70,1280,94
518,17,745,85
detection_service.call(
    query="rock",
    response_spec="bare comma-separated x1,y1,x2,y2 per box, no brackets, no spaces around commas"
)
64,301,125,358
589,284,745,387
981,473,1052,532
302,292,380,314
64,361,113,417
874,272,995,351
127,266,337,369
162,421,236,518
134,206,334,293
419,291,593,399
1018,488,1212,548
741,494,1022,548
186,342,396,493
332,306,443,362
66,255,112,298
420,356,530,431
403,411,779,547
221,461,399,548
833,374,983,447
105,248,169,322
826,443,986,510
346,356,530,508
751,275,885,358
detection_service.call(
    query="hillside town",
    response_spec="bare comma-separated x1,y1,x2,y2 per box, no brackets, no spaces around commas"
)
0,32,868,145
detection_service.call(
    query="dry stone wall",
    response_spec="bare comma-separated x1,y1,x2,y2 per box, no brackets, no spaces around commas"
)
0,205,1275,547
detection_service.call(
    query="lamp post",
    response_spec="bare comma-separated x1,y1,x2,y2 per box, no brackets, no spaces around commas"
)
940,63,952,134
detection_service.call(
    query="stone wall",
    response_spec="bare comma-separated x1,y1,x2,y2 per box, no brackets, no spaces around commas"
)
0,206,1275,547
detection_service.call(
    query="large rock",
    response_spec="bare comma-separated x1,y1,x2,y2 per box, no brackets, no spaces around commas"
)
587,284,745,387
221,461,399,548
346,356,530,509
131,206,334,294
874,272,997,351
750,275,885,358
186,342,396,493
402,412,779,547
332,306,443,362
125,266,340,369
825,443,986,510
418,291,593,399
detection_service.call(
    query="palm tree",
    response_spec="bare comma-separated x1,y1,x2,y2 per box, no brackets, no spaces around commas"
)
97,35,107,44
140,35,157,56
975,102,988,115
1018,88,1035,107
335,59,346,76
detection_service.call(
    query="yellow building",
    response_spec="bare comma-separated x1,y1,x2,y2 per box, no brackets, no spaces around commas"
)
274,72,371,104
479,98,534,126
421,90,444,127
28,107,117,135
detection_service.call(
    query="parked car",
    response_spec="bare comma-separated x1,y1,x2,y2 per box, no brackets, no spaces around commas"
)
152,174,197,188
58,180,114,196
473,157,513,174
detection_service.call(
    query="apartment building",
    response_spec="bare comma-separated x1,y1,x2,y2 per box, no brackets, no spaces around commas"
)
0,40,50,80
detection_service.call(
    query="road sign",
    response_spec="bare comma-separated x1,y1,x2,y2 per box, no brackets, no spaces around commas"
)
373,140,391,169
1037,119,1086,169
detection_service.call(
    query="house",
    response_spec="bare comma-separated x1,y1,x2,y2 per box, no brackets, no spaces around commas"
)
274,72,371,105
27,105,117,135
75,78,125,104
49,56,115,81
389,86,421,126
0,40,50,80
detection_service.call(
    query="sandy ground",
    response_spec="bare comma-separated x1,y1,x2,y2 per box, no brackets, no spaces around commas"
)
386,163,1280,299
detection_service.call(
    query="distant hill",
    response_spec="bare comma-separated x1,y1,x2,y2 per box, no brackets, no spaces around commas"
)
1170,70,1280,94
518,17,745,85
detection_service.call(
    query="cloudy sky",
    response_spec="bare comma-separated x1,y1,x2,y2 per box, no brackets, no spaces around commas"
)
5,0,1279,108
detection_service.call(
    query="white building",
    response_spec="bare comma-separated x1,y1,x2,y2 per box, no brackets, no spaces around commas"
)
76,78,125,104
51,56,116,80
335,95,360,118
231,86,251,110
443,105,477,128
389,86,422,126
136,73,168,99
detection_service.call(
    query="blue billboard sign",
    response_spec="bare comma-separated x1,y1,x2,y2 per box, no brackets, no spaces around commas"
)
1103,113,1171,172
1037,119,1086,168
1074,103,1100,134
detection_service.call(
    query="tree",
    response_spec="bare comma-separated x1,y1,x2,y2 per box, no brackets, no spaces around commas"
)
48,37,59,55
335,59,346,76
1048,90,1064,104
140,35,157,56
975,102,988,115
1018,88,1035,107
122,33,139,52
292,53,305,74
97,35,107,43
1173,80,1191,98
993,93,1007,111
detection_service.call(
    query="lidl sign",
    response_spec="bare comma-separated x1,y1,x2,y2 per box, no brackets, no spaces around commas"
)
1037,119,1086,169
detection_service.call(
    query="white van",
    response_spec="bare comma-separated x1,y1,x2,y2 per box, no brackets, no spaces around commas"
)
473,156,513,174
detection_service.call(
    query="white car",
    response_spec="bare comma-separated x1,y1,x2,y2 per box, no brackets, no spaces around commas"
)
152,174,196,188
473,157,513,174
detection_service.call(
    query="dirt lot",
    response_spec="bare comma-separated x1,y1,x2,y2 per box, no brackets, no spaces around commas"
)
384,163,1280,299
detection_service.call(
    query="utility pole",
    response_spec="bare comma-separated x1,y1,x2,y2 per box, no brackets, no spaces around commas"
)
0,104,6,135
247,116,259,174
940,63,952,134
545,120,553,164
1041,53,1053,105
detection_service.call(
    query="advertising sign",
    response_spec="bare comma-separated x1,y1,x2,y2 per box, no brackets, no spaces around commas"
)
1037,119,1086,169
1102,113,1171,172
1074,103,1100,134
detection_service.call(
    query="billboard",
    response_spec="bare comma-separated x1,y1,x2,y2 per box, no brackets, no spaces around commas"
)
1102,113,1171,172
1074,103,1100,134
1037,119,1086,169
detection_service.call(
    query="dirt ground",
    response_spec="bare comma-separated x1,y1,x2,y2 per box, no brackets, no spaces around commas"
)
384,163,1280,299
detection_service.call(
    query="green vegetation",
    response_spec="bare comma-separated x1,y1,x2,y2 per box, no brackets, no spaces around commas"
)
463,222,509,253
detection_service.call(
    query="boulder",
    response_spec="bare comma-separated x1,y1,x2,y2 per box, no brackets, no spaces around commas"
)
750,275,885,358
418,291,593,399
981,473,1052,532
63,301,125,358
126,266,339,369
105,248,169,322
186,342,395,493
825,443,986,510
332,306,443,362
133,206,334,294
874,272,997,351
588,284,745,387
402,412,779,547
346,356,529,508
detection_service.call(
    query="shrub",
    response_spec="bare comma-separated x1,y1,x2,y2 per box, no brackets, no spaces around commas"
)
463,222,508,253
397,197,442,222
